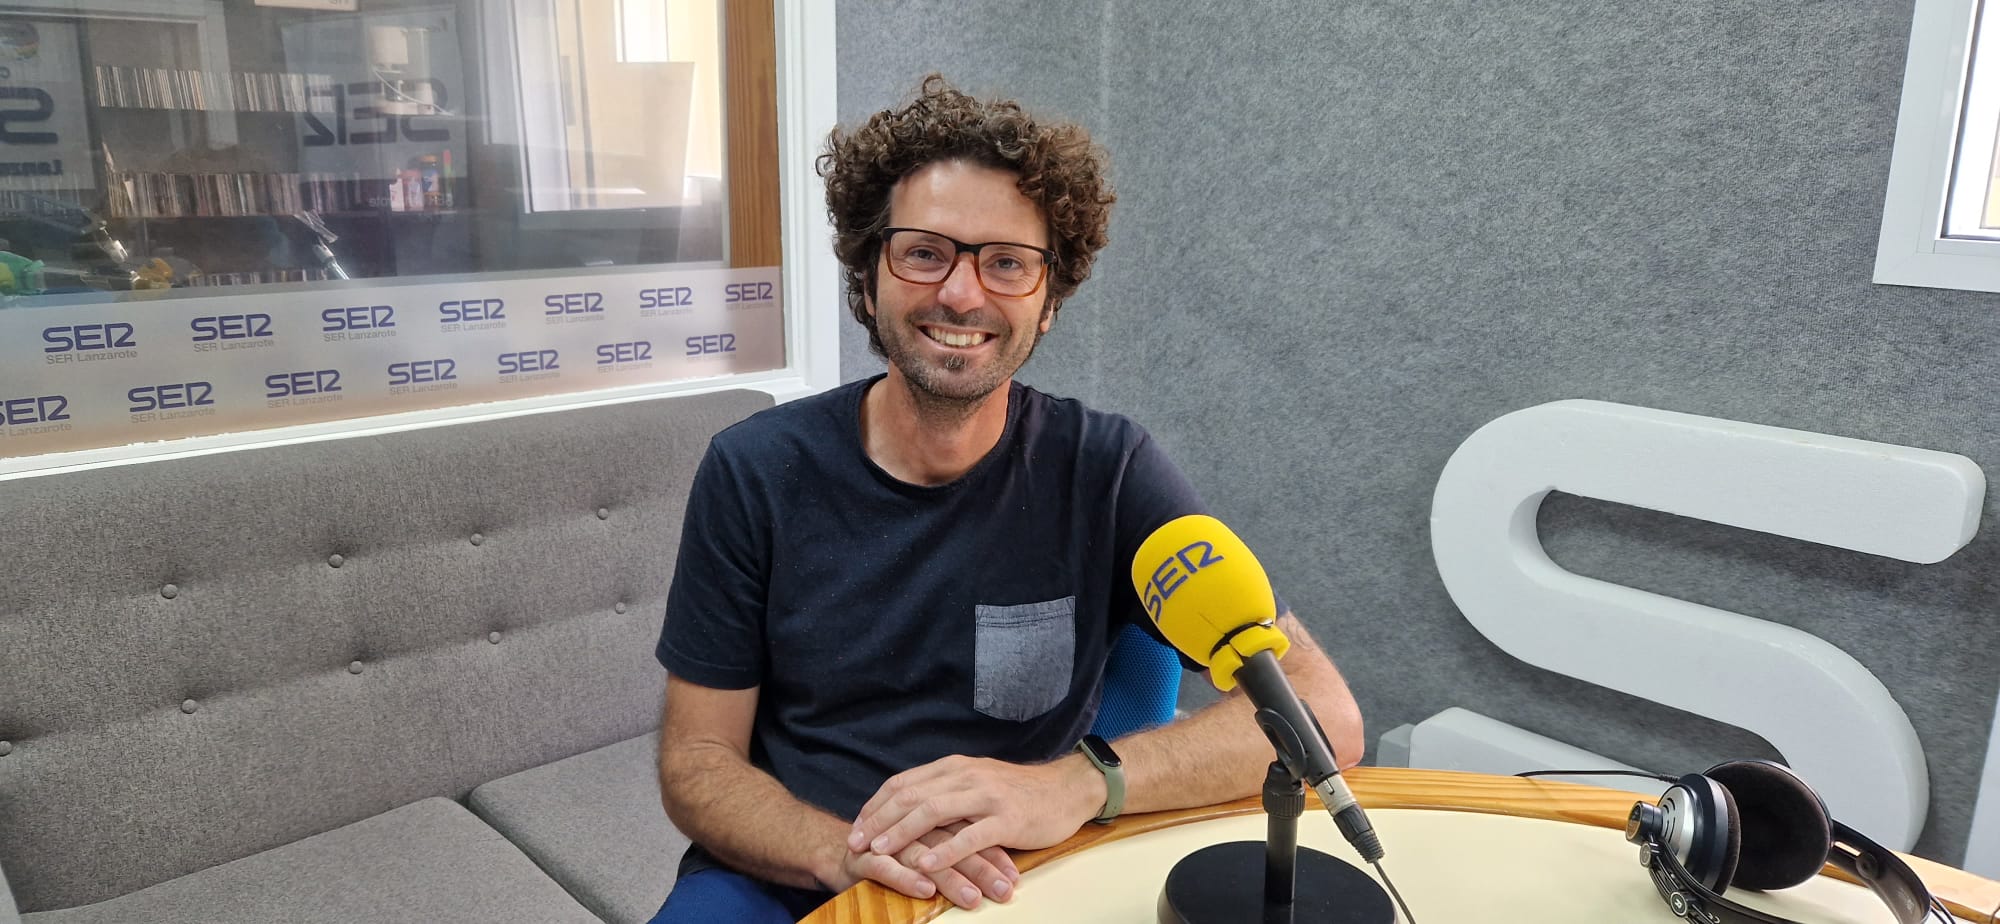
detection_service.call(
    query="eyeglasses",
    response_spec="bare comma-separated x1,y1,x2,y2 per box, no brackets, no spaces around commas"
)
877,227,1056,298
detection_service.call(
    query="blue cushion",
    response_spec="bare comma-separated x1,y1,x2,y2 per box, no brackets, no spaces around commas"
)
1090,624,1184,740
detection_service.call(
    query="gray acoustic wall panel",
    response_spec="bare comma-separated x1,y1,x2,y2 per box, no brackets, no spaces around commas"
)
836,1,1999,864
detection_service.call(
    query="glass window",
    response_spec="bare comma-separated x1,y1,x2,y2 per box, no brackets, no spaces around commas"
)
1943,1,2000,241
0,0,785,461
1875,0,2000,291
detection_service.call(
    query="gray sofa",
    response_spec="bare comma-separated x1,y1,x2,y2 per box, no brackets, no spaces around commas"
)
0,389,774,923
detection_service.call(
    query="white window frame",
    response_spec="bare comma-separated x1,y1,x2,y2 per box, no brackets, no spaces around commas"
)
770,0,841,404
1874,0,2000,291
0,0,839,481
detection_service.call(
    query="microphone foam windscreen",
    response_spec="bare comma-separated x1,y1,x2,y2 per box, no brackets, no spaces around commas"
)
1130,514,1278,664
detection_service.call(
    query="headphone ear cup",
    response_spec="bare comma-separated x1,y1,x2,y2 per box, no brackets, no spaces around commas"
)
1672,773,1743,892
1705,760,1833,891
1712,779,1743,892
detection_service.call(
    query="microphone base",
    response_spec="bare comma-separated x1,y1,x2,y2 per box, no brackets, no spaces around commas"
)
1157,841,1395,924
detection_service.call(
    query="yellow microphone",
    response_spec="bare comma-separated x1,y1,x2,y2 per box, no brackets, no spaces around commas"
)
1132,513,1288,693
1130,514,1384,862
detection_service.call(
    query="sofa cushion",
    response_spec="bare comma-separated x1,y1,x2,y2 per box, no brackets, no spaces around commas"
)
469,732,687,924
19,798,598,924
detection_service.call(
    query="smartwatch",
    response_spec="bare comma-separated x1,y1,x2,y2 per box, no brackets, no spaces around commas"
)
1074,734,1124,823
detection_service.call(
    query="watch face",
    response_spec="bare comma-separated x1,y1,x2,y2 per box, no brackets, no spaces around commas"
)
1083,734,1121,768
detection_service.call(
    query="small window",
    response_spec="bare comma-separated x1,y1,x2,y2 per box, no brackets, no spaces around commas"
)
1875,0,2000,291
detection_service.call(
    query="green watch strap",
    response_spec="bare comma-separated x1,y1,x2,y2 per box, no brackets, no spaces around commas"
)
1076,735,1124,823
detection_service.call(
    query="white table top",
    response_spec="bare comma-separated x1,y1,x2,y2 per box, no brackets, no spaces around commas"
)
943,808,1906,922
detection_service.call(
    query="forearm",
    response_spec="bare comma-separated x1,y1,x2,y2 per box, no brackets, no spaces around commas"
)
841,616,1362,879
658,740,850,891
1117,615,1363,815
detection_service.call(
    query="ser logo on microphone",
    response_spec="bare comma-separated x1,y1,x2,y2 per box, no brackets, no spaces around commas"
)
1141,540,1223,621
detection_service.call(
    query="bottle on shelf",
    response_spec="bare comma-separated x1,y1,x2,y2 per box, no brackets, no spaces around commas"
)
399,169,421,212
441,150,454,208
419,155,442,210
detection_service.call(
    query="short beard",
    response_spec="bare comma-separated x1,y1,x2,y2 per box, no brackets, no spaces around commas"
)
888,324,1044,423
899,372,985,423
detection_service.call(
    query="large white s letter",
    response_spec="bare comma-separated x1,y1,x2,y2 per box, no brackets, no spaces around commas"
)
1429,400,1982,850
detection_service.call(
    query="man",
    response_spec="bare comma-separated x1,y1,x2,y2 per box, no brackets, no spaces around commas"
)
651,75,1363,923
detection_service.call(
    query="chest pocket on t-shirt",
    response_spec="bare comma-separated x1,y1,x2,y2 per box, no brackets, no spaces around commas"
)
972,596,1076,722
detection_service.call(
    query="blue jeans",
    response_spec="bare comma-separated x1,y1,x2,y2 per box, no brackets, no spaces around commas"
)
648,868,833,924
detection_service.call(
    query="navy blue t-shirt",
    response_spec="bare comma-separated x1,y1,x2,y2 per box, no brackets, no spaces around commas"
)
655,375,1206,850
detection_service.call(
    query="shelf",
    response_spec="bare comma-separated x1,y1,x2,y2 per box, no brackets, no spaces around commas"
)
92,65,336,114
109,209,467,221
94,105,332,115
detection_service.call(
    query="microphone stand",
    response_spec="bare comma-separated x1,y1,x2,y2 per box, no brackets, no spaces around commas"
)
1157,749,1395,924
1264,761,1304,916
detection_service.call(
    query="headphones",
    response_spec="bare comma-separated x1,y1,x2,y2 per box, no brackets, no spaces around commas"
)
1618,760,1946,923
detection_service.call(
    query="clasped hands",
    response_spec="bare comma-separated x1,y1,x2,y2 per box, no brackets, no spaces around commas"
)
830,753,1105,910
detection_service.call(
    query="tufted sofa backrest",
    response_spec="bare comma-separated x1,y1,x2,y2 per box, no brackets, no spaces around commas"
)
0,389,772,912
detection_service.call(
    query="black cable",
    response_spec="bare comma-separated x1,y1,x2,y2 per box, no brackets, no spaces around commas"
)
1514,768,1677,783
1371,860,1418,923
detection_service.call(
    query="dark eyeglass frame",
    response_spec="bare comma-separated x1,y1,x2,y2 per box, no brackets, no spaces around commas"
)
876,227,1058,297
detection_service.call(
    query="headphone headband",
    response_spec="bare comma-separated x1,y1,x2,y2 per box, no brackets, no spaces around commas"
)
1646,842,1806,924
1824,820,1936,924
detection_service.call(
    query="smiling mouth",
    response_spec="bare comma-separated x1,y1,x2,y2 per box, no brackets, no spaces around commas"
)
921,326,993,348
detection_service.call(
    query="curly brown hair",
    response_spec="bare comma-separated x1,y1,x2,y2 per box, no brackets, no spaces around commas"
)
818,74,1116,358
